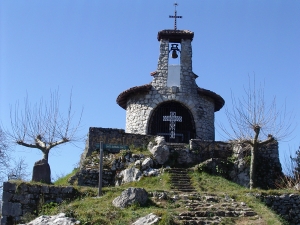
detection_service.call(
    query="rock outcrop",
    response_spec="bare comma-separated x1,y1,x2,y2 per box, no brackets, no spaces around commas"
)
115,167,142,186
112,187,148,208
132,213,160,225
22,213,80,225
148,136,169,164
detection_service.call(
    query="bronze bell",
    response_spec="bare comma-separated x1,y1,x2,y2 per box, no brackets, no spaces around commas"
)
171,49,178,58
170,44,180,59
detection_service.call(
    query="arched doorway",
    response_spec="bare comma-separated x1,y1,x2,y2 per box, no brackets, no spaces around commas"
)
148,101,196,143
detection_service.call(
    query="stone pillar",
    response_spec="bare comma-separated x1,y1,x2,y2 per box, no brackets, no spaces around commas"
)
152,39,169,90
180,39,197,93
32,159,51,184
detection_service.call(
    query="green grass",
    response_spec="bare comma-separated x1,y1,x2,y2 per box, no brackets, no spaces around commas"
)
122,171,171,191
190,171,289,225
18,169,293,225
34,184,174,225
54,168,79,185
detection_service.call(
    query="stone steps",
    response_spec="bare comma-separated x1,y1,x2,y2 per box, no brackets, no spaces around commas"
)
165,168,258,224
174,193,257,225
177,216,221,225
168,168,196,193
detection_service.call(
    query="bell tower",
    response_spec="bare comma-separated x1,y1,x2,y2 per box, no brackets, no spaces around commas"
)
153,29,196,94
116,4,224,143
152,3,197,95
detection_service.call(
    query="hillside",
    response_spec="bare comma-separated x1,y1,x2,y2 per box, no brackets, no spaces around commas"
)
24,169,289,225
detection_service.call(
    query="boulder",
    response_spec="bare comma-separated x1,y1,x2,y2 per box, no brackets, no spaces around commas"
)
143,168,160,177
148,136,169,164
177,149,194,165
134,160,141,167
132,213,160,225
32,159,51,184
141,158,153,170
112,187,148,208
24,213,80,225
115,167,142,186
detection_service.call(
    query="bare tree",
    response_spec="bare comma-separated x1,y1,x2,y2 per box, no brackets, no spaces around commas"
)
6,89,82,165
221,76,293,189
291,146,300,178
7,158,30,181
0,127,10,185
276,146,300,189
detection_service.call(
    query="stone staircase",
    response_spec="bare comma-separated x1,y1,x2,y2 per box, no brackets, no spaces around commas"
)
167,168,258,224
177,193,257,224
169,168,196,192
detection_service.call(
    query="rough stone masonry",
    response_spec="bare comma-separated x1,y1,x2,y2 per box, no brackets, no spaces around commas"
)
117,29,224,142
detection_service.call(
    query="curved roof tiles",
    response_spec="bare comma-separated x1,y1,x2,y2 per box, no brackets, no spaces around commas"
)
116,84,224,112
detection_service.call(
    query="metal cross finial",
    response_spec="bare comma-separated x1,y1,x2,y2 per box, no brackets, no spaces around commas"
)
169,2,182,30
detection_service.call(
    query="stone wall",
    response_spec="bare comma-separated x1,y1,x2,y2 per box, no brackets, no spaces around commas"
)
229,141,282,189
1,182,79,225
69,169,115,187
258,194,300,224
80,127,154,166
173,141,233,166
78,129,282,189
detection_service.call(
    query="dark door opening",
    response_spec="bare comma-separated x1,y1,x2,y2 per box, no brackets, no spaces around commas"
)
148,101,196,143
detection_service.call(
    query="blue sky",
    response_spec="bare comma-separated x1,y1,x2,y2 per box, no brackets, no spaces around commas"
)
1,1,299,179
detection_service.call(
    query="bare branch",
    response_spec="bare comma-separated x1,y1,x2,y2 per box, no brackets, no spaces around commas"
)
218,74,294,189
5,89,83,164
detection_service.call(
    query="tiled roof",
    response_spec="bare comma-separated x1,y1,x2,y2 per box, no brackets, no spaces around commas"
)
197,87,225,112
116,84,224,112
116,84,152,109
157,29,194,42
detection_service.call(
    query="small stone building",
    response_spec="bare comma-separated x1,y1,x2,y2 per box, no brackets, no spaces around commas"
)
117,29,224,143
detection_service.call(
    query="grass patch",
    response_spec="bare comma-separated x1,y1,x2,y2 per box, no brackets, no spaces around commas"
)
54,168,79,186
122,171,170,191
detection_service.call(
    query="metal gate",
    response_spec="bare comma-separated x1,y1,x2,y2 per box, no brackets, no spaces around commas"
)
148,101,196,143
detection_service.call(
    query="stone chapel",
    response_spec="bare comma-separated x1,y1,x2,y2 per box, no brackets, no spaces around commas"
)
116,9,225,143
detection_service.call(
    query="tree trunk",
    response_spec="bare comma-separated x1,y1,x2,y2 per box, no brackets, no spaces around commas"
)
43,150,49,162
249,144,258,189
250,126,260,189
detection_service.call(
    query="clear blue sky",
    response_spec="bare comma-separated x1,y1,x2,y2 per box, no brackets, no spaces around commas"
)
1,1,299,179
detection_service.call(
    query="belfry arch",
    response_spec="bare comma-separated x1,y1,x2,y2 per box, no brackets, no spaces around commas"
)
148,101,196,143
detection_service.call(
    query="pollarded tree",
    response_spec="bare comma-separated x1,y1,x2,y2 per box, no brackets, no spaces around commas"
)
6,89,82,173
221,76,293,189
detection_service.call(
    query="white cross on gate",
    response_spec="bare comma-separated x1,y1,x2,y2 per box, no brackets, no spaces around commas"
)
163,111,182,139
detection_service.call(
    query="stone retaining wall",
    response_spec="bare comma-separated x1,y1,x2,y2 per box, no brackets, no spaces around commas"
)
77,129,281,190
68,169,115,187
259,194,300,224
1,182,79,225
80,127,154,166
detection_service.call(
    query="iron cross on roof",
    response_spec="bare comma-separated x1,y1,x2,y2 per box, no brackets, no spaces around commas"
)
169,2,182,30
